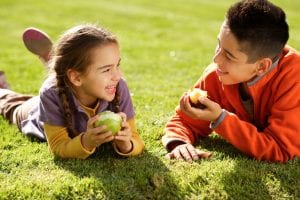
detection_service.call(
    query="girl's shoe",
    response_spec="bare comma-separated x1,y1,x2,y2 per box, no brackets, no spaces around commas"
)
22,27,53,64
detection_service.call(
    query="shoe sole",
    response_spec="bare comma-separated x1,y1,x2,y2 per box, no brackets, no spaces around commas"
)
23,27,53,62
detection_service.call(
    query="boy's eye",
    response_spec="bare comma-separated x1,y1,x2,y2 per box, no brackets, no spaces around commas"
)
225,53,232,61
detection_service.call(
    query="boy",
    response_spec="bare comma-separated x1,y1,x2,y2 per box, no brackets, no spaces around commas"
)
162,0,300,162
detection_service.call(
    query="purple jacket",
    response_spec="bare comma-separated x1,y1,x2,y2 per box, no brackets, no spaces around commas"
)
21,76,134,141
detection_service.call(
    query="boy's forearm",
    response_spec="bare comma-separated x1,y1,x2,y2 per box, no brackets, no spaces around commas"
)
215,112,295,162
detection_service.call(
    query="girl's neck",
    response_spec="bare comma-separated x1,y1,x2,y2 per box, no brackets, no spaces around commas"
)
71,87,98,108
78,95,98,108
81,98,99,108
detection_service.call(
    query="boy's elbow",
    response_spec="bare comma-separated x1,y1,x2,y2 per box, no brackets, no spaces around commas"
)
254,148,293,163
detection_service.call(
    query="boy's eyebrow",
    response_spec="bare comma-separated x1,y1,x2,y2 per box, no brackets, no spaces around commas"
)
217,38,238,60
223,48,238,60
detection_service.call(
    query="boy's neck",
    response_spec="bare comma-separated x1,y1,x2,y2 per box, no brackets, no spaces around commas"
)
239,82,251,101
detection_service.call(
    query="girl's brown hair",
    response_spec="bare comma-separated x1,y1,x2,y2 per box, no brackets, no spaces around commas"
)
50,24,120,138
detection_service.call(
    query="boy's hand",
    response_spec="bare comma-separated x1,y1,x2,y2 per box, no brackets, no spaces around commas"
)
114,112,133,153
166,143,212,162
81,115,114,151
180,93,223,121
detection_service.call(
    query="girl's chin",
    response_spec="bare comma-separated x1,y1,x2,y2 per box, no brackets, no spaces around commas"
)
106,94,116,102
97,93,115,102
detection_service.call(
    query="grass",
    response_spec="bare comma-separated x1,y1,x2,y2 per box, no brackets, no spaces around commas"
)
0,0,300,199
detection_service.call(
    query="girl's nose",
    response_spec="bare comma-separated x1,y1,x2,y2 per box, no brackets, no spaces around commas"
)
112,68,121,81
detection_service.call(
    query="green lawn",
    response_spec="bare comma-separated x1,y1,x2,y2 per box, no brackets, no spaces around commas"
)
0,0,299,199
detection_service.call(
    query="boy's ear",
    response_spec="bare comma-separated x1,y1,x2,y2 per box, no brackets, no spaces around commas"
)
255,58,273,76
67,69,82,86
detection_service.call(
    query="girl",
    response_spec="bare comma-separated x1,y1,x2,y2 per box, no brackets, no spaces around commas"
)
0,24,144,159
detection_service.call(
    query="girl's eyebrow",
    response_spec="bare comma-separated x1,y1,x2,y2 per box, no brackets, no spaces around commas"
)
98,58,121,69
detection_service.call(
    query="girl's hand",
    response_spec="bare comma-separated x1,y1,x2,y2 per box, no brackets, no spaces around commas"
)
179,93,223,122
166,143,212,162
114,112,133,153
81,115,114,151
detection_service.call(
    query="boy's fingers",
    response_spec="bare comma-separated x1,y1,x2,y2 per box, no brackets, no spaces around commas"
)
165,152,174,159
180,95,192,114
180,149,192,162
199,97,217,109
186,144,199,160
196,149,213,158
172,147,184,160
185,95,193,109
179,96,186,110
166,145,212,161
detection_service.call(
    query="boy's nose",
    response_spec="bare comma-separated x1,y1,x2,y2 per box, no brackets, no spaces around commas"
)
213,47,223,64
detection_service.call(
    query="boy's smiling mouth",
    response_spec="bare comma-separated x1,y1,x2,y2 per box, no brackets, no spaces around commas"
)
216,68,228,76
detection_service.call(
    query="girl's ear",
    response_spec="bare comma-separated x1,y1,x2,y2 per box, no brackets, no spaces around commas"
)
255,58,273,76
67,69,82,86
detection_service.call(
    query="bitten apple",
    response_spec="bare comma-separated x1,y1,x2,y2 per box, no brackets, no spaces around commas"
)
94,111,122,135
188,88,208,109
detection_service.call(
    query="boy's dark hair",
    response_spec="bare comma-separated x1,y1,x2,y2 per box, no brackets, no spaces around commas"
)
226,0,289,63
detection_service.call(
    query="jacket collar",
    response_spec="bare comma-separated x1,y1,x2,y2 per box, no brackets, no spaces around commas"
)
247,58,280,87
69,90,109,114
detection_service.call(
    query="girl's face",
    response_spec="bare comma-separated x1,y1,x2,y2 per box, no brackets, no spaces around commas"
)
213,22,260,85
73,43,121,107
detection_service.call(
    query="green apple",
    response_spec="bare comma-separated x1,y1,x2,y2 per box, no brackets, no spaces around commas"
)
94,111,122,135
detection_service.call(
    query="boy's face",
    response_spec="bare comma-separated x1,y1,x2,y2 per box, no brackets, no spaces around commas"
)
213,22,260,85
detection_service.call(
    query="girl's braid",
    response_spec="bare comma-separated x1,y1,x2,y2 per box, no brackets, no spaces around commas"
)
56,75,78,138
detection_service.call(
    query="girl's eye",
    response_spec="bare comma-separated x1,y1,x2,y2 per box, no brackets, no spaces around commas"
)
102,68,111,73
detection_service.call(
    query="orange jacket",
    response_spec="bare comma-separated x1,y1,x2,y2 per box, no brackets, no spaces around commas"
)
162,46,300,162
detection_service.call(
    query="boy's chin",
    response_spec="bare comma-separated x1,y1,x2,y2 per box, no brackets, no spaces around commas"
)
219,78,239,85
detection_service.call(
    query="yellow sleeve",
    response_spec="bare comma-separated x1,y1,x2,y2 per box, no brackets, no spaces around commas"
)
44,123,95,159
113,118,145,156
